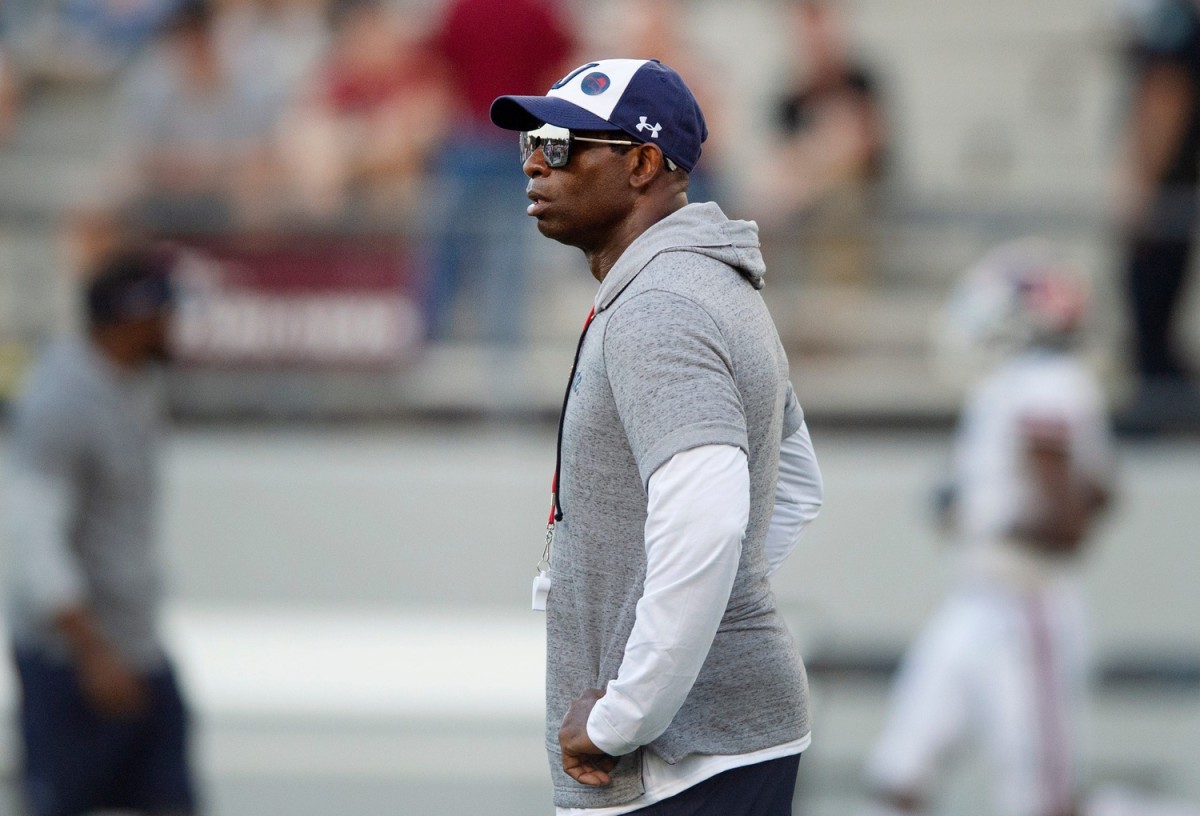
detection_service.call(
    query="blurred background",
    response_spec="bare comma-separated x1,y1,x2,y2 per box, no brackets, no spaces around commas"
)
0,0,1198,813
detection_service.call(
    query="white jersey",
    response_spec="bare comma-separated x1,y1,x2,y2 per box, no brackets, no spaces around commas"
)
953,349,1113,585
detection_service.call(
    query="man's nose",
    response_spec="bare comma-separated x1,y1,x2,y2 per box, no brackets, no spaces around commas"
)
524,147,548,178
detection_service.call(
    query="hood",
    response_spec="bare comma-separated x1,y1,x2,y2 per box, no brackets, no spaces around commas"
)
595,201,766,312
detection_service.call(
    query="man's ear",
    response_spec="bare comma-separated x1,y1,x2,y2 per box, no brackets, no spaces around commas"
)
628,143,668,189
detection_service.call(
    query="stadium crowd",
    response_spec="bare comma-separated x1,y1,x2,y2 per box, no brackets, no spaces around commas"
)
0,0,905,350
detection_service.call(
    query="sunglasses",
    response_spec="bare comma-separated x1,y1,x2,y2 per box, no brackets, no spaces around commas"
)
520,124,676,170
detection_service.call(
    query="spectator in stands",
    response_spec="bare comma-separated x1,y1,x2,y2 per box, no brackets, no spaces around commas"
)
216,0,329,130
1113,0,1200,432
112,0,285,233
423,0,578,346
1,0,179,83
280,0,450,226
592,0,730,205
754,0,888,287
0,45,22,145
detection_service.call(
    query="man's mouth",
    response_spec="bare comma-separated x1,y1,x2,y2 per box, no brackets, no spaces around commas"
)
527,190,549,217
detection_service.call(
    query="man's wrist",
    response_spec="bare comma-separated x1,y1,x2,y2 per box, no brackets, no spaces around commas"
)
586,700,638,757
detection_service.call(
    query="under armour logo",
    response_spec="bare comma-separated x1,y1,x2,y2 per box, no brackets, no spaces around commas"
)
635,117,662,138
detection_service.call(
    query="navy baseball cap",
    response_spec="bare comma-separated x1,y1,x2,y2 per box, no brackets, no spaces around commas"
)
86,249,174,327
490,58,708,172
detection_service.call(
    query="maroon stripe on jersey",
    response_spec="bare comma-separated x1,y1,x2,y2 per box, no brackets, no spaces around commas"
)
1028,594,1073,816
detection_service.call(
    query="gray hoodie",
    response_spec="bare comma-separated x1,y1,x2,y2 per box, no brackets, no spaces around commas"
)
546,202,809,808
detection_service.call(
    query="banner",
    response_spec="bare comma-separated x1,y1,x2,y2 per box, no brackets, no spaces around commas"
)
167,233,424,368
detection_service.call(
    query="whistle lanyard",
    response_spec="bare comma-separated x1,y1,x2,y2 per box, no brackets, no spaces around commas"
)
540,306,596,571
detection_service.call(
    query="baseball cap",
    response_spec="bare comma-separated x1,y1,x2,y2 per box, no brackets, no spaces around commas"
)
490,58,708,172
86,248,174,328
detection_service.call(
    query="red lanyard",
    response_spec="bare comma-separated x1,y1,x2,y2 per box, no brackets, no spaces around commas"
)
547,306,596,528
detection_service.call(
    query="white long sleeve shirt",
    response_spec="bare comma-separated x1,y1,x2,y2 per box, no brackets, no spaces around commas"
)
559,421,823,816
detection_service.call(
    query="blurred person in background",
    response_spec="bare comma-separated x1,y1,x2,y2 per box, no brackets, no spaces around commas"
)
754,0,888,288
1113,0,1200,432
491,58,823,815
111,0,287,233
593,0,729,206
214,0,329,124
863,239,1115,816
4,246,199,816
0,44,22,144
0,0,180,83
280,0,450,226
423,0,577,346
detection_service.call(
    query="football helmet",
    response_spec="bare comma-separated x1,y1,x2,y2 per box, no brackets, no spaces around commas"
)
931,237,1091,386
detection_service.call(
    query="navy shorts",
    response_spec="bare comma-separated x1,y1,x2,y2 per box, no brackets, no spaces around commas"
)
631,754,801,816
12,647,198,816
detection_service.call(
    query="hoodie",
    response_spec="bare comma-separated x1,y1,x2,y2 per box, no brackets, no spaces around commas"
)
546,202,809,808
595,201,766,311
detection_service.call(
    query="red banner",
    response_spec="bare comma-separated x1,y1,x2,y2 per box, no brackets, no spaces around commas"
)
167,233,424,368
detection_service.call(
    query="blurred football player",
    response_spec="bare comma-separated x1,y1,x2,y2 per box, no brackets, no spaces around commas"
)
864,238,1115,816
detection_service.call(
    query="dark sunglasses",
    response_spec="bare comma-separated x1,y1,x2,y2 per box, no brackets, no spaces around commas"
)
519,124,640,168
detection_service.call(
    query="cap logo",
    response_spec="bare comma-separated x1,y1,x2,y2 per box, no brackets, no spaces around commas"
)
635,116,662,138
580,72,611,96
551,62,599,90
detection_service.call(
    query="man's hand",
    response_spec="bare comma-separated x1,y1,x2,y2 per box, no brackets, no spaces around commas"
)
1013,428,1112,556
559,687,616,786
54,606,147,718
77,645,148,718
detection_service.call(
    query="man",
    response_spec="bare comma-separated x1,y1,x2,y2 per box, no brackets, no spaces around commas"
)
864,239,1115,816
758,0,888,288
1114,0,1200,431
489,59,824,815
4,247,198,816
115,0,281,232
